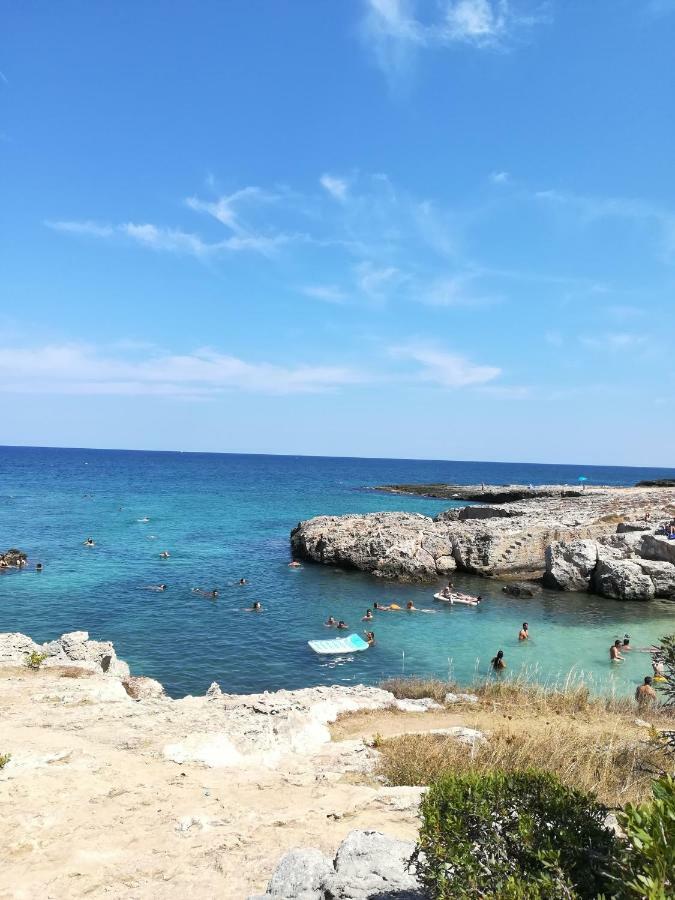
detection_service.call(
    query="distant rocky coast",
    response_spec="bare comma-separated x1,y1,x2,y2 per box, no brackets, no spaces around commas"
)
290,485,675,601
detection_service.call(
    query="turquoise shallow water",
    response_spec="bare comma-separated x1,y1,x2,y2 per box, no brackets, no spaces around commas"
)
1,446,674,698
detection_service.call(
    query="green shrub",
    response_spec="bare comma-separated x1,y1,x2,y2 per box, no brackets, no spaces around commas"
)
24,650,48,669
614,776,675,899
416,769,617,899
0,753,10,769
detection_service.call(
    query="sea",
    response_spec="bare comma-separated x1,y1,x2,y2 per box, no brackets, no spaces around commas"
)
1,446,674,698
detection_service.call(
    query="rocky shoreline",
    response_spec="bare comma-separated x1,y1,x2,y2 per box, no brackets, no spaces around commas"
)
290,485,675,601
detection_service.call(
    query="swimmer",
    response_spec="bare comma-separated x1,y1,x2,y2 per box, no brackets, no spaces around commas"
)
192,588,219,599
652,657,665,678
36,562,43,572
288,561,302,568
138,517,150,523
635,676,657,707
146,584,167,592
362,609,374,621
325,616,337,627
83,538,95,547
622,635,632,651
159,551,170,559
246,601,263,612
239,578,248,585
373,601,391,611
364,631,376,646
491,649,506,671
518,622,529,641
610,640,624,662
336,620,348,629
406,601,417,611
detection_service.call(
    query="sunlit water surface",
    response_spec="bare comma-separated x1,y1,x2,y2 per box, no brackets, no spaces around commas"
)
1,447,674,697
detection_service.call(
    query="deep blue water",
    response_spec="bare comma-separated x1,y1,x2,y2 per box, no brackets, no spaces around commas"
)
1,446,674,698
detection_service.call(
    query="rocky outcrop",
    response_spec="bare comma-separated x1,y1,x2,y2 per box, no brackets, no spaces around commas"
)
544,540,599,591
375,483,583,503
593,559,656,601
122,675,166,701
0,630,130,677
291,486,675,600
249,830,423,900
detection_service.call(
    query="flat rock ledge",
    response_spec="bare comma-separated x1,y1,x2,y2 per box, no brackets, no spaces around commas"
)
249,829,424,900
0,630,131,678
290,486,675,600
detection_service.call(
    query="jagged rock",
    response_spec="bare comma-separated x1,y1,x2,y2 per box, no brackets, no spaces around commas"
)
635,560,675,598
617,521,652,533
458,505,514,520
593,559,656,601
122,676,165,701
639,534,675,565
0,630,130,677
206,681,223,700
502,582,535,597
326,830,422,900
252,848,334,899
544,540,598,591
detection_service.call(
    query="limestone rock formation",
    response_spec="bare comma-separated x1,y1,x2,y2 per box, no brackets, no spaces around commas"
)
0,630,130,677
593,559,656,601
250,830,423,900
122,675,166,701
291,485,675,600
544,540,599,591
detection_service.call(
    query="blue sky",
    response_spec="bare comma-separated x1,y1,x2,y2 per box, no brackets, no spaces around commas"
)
2,0,674,465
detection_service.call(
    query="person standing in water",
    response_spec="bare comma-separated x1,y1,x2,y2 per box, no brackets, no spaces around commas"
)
518,622,529,641
610,640,624,662
491,650,506,670
635,677,657,707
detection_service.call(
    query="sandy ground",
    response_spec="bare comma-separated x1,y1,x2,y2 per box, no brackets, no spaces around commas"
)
0,667,457,900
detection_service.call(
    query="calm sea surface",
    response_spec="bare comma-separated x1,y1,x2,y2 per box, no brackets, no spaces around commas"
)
1,446,674,698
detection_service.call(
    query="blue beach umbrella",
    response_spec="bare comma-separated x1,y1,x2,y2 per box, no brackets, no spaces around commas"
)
578,476,588,482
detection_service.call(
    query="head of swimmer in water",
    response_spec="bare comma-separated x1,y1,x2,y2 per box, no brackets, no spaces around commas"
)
239,578,247,584
252,601,261,610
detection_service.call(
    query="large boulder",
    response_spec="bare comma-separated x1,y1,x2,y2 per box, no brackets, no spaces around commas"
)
251,830,423,900
122,675,166,701
544,540,598,591
326,830,422,899
635,560,675,598
593,559,655,601
639,534,675,565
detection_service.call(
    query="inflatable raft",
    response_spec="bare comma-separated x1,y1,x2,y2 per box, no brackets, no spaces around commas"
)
308,633,370,654
433,591,480,606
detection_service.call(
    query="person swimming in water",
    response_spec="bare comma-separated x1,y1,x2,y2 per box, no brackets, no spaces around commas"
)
159,551,170,559
362,609,374,621
192,588,219,599
364,631,376,646
246,601,262,611
406,601,417,611
491,650,506,670
239,578,248,585
146,584,167,592
83,538,95,547
288,561,302,568
36,562,43,572
336,620,348,629
622,635,632,651
373,601,390,611
610,640,624,662
325,616,337,626
518,622,529,641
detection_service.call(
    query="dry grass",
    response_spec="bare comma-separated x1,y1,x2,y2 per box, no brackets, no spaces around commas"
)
373,675,675,807
377,724,671,808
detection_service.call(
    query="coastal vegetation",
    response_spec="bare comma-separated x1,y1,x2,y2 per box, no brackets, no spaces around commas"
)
24,650,48,670
0,753,10,769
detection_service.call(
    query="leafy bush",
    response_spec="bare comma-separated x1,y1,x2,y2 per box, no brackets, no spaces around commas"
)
416,769,617,899
0,753,10,769
613,776,675,899
24,650,48,669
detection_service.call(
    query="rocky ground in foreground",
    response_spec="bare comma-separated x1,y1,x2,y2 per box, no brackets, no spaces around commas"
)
0,630,478,900
291,486,675,600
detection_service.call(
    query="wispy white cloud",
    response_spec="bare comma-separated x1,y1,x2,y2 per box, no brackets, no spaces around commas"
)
421,274,497,307
579,332,647,351
0,344,364,397
360,0,548,78
320,174,349,201
489,170,511,185
390,341,501,387
355,261,403,299
300,284,348,303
